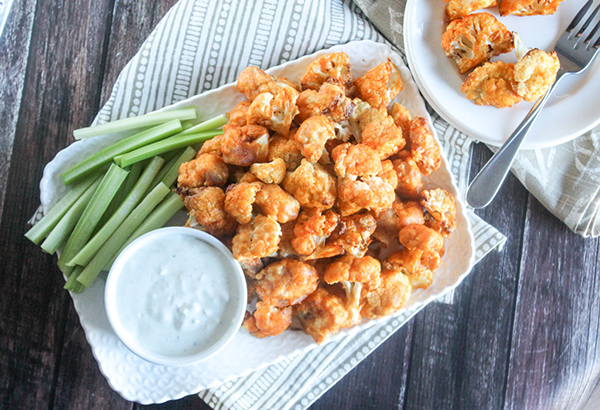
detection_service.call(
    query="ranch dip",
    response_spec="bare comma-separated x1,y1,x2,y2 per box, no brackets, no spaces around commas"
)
114,233,238,358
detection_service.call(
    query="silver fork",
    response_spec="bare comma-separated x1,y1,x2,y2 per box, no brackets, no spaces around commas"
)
466,1,600,209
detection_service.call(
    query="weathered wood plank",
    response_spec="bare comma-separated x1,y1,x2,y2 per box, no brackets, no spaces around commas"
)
311,324,414,410
0,0,118,407
135,395,210,410
0,0,38,221
504,196,600,409
400,143,529,409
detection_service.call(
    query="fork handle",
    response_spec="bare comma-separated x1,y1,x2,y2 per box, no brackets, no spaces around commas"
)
466,75,564,209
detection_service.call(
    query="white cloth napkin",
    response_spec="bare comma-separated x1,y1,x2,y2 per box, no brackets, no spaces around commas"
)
29,0,508,407
355,0,600,238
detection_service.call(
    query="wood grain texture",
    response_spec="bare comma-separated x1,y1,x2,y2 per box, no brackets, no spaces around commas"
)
1,1,600,409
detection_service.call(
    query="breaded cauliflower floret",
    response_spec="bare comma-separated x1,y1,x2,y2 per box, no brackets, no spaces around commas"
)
243,302,292,338
442,13,514,74
268,132,303,171
255,259,320,307
199,134,224,156
500,0,563,16
338,176,395,216
221,124,269,166
420,188,456,237
392,150,423,199
373,199,425,245
296,83,355,123
182,187,237,238
225,100,250,130
324,254,382,325
291,209,340,256
514,49,560,102
250,158,287,184
361,267,411,319
283,159,337,211
328,212,378,258
331,143,382,179
293,287,351,344
461,61,522,108
355,59,403,110
237,66,299,101
389,103,412,138
246,88,299,136
177,153,229,188
300,52,355,96
379,160,398,190
294,115,336,163
398,224,445,255
232,215,282,260
254,184,300,224
407,117,441,176
224,182,262,224
385,248,441,289
352,99,405,160
444,0,499,20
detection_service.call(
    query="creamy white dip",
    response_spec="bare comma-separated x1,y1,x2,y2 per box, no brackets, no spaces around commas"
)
114,234,237,358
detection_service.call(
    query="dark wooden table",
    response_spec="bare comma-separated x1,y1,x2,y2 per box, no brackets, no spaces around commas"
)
2,1,600,409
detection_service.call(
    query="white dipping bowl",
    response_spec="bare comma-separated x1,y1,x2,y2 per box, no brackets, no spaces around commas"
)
105,227,247,367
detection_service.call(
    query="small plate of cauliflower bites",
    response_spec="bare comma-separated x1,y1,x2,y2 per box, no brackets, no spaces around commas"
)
404,0,600,149
175,41,475,346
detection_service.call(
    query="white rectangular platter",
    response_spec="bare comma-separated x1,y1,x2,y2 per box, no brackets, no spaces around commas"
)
39,40,475,404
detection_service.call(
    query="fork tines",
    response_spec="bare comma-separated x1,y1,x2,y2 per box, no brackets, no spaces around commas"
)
568,0,600,49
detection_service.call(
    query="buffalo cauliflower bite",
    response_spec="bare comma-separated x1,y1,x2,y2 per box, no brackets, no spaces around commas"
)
331,143,382,179
250,158,287,184
237,66,299,101
389,103,412,139
243,302,292,338
177,153,229,188
324,255,382,325
291,209,340,256
232,215,282,260
182,187,237,238
442,13,514,74
293,287,351,344
351,99,405,160
283,159,337,211
445,0,499,20
238,258,264,279
374,200,425,245
246,88,299,136
361,267,412,319
461,61,522,108
295,115,336,163
226,100,250,129
420,188,456,237
500,0,563,16
513,49,560,102
408,117,441,176
224,182,262,224
338,176,396,216
268,132,303,171
221,124,269,166
300,52,355,95
199,133,224,156
392,151,423,199
255,259,320,307
327,212,378,258
254,183,300,224
398,224,445,255
277,222,299,258
354,59,403,110
296,83,355,123
385,248,441,289
379,160,398,190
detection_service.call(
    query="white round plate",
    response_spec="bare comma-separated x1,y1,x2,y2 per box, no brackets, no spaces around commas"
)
404,0,600,149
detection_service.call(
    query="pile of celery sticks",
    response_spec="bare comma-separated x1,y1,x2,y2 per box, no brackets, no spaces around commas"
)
25,107,226,293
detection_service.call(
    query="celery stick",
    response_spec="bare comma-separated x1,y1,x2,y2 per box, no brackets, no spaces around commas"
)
73,107,197,140
57,164,129,273
25,176,99,245
114,130,222,167
64,265,84,291
180,114,227,136
61,120,182,185
161,146,197,188
148,149,184,191
40,178,102,254
97,162,143,230
104,193,184,270
68,157,165,267
75,183,171,287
